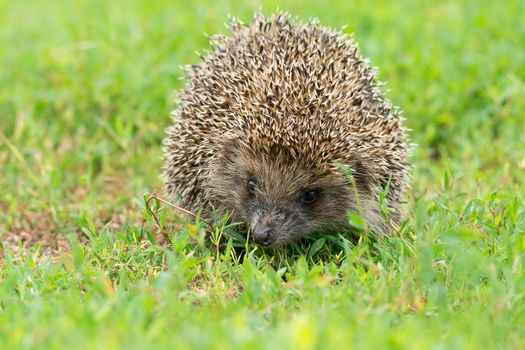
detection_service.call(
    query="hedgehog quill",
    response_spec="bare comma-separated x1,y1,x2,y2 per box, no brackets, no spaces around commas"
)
163,13,411,247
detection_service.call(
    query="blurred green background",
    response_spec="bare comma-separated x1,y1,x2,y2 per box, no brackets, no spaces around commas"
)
0,0,524,348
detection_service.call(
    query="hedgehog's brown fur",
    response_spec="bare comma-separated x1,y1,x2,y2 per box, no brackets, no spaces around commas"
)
163,13,411,246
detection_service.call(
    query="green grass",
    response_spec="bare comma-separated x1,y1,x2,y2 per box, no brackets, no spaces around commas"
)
1,0,525,348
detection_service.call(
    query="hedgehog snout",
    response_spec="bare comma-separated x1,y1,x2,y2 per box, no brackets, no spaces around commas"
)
249,211,284,246
251,224,276,246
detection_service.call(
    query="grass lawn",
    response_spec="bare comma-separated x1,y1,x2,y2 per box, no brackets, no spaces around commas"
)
1,0,525,348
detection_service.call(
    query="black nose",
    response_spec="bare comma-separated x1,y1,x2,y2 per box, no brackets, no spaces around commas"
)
252,227,276,246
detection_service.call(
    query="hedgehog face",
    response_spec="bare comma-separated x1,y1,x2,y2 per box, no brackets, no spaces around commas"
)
207,142,368,246
238,171,351,246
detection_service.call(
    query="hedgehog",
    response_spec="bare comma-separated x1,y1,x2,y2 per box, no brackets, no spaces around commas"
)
163,13,411,247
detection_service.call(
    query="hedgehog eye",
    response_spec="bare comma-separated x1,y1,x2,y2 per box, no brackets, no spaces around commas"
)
247,179,257,196
302,189,319,204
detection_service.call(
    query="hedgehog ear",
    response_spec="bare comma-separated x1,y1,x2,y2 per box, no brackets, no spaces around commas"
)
216,138,241,167
345,159,372,193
